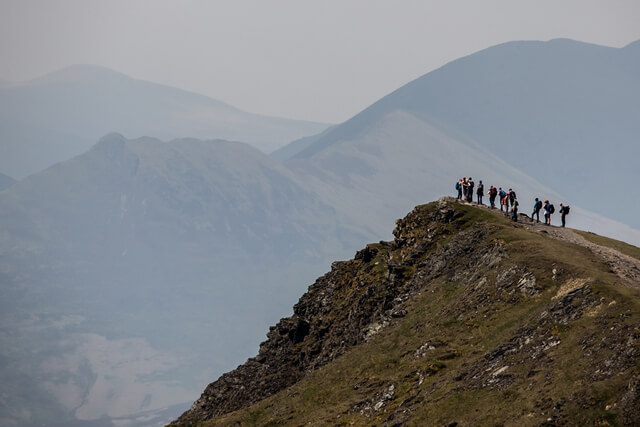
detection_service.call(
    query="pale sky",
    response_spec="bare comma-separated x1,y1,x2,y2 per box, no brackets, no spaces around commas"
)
1,0,639,123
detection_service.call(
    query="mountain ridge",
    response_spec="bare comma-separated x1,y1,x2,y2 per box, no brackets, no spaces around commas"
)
173,198,640,425
0,65,329,179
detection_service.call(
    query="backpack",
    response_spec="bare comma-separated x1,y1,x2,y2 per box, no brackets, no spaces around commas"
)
456,182,460,190
563,206,570,215
499,190,506,198
549,204,555,214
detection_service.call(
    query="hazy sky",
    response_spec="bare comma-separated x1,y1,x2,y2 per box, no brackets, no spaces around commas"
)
1,0,639,123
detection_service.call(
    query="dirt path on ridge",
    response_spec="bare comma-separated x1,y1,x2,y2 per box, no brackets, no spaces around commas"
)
538,225,640,290
459,199,640,290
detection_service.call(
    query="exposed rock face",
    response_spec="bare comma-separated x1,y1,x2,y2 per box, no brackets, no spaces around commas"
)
172,198,640,425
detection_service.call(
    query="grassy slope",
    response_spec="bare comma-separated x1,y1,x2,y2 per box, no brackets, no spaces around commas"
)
203,202,640,426
574,230,640,261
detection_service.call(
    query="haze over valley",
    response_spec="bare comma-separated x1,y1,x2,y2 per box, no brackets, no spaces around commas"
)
1,20,640,426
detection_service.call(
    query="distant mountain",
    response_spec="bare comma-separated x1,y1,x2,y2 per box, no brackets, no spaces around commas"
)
0,172,16,191
270,125,338,161
285,109,640,246
0,134,360,425
288,39,640,231
0,65,329,179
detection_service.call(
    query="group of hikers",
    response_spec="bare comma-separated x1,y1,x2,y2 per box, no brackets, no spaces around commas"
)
455,177,570,227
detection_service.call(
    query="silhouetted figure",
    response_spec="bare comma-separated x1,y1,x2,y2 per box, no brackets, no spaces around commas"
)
476,180,484,204
559,203,570,227
511,198,519,221
488,185,497,208
467,178,474,203
498,188,507,212
508,188,517,208
462,177,469,201
531,198,542,223
456,179,463,199
543,200,553,225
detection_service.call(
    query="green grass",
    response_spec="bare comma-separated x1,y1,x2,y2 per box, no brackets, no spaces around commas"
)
198,201,640,426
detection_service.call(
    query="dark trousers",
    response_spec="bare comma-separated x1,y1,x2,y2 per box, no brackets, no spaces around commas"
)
489,196,496,208
457,189,462,199
561,214,566,227
532,209,540,222
477,194,483,204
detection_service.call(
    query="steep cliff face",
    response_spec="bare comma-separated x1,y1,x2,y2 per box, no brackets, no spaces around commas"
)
173,198,640,426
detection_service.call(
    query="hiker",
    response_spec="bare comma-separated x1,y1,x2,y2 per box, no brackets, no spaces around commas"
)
543,200,553,225
488,185,497,208
498,188,507,212
511,198,519,221
531,198,542,223
467,177,475,203
559,203,570,227
456,179,463,199
476,180,484,205
508,188,517,208
462,177,469,200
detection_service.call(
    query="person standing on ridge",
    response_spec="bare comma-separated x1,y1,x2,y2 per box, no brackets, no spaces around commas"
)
476,180,484,205
531,198,542,223
467,177,475,203
488,185,497,208
498,187,507,212
462,177,469,201
456,179,463,200
543,200,552,225
508,188,517,208
511,198,519,221
559,203,570,227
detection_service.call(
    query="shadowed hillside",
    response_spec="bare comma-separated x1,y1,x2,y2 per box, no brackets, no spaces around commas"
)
0,134,361,425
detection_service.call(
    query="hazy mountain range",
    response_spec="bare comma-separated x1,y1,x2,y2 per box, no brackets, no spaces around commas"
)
0,134,360,425
1,38,639,426
283,109,640,246
286,38,640,230
0,65,329,179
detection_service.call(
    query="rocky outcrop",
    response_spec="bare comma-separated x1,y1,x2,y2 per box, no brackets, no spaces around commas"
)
172,198,640,425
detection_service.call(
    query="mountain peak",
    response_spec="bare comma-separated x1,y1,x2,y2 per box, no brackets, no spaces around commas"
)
172,199,640,425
